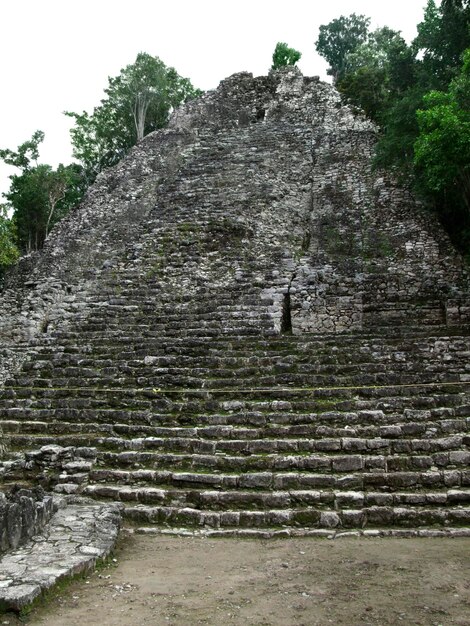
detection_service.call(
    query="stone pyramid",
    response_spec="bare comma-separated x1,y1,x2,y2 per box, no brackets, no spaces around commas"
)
0,67,469,538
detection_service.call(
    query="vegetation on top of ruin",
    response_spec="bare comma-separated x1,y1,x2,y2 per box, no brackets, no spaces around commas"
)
271,42,302,70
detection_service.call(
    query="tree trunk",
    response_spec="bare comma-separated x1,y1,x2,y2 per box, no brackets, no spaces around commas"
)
133,93,151,142
45,185,66,239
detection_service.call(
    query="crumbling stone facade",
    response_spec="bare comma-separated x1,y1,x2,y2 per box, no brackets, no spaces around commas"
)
1,68,468,358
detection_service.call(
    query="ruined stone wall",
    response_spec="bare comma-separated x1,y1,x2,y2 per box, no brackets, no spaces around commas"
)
0,488,55,553
279,76,469,333
172,68,470,333
0,67,469,386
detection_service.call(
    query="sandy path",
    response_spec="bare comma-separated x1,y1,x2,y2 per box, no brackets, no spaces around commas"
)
4,534,470,626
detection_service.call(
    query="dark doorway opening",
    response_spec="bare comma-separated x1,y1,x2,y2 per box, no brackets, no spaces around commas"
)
281,293,292,334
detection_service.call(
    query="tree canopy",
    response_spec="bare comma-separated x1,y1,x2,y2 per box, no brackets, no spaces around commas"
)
415,0,470,88
66,53,202,183
414,49,470,249
0,131,44,171
0,133,87,253
335,27,410,121
315,14,370,82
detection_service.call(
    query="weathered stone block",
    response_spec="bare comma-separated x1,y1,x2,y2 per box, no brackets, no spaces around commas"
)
341,509,366,528
291,509,321,526
366,506,394,526
443,470,462,487
239,473,272,489
332,456,363,472
386,472,419,488
320,511,340,528
365,493,394,506
335,491,364,508
6,503,22,550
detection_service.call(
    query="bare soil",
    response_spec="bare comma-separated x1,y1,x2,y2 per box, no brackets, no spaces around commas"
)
5,534,470,626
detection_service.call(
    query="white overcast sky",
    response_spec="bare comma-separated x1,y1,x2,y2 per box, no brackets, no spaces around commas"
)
0,0,430,197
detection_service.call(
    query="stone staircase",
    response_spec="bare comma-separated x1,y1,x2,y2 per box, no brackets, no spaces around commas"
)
1,295,470,534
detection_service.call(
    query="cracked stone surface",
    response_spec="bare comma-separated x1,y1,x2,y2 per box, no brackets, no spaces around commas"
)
0,500,122,611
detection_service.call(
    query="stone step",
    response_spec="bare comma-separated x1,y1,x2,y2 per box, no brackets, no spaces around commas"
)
22,346,470,370
11,370,467,393
30,332,470,354
73,313,275,326
1,407,469,432
121,503,470,530
88,467,470,491
9,429,468,456
14,367,469,386
0,500,122,612
1,390,469,421
9,355,470,380
2,417,467,440
31,328,470,348
54,322,274,335
21,350,470,373
81,483,470,510
95,449,470,474
20,356,470,379
67,295,273,307
25,334,470,364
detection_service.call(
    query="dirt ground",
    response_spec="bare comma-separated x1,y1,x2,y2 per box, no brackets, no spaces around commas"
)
4,534,470,626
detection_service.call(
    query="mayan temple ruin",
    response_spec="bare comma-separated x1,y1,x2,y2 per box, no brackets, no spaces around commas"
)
0,67,469,609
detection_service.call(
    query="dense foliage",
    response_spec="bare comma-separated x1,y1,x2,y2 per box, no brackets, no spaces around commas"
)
271,43,302,70
66,53,201,183
316,0,470,256
0,132,87,254
315,14,370,82
414,49,470,250
0,205,19,285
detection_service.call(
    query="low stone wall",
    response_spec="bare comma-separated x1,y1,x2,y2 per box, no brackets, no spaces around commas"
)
0,499,123,612
0,487,56,553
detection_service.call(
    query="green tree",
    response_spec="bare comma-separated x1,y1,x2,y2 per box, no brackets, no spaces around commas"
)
336,27,410,120
0,133,86,252
66,53,201,182
414,49,470,251
374,86,425,171
315,14,370,82
6,164,79,252
0,205,19,282
271,43,301,70
0,131,44,170
415,0,470,88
